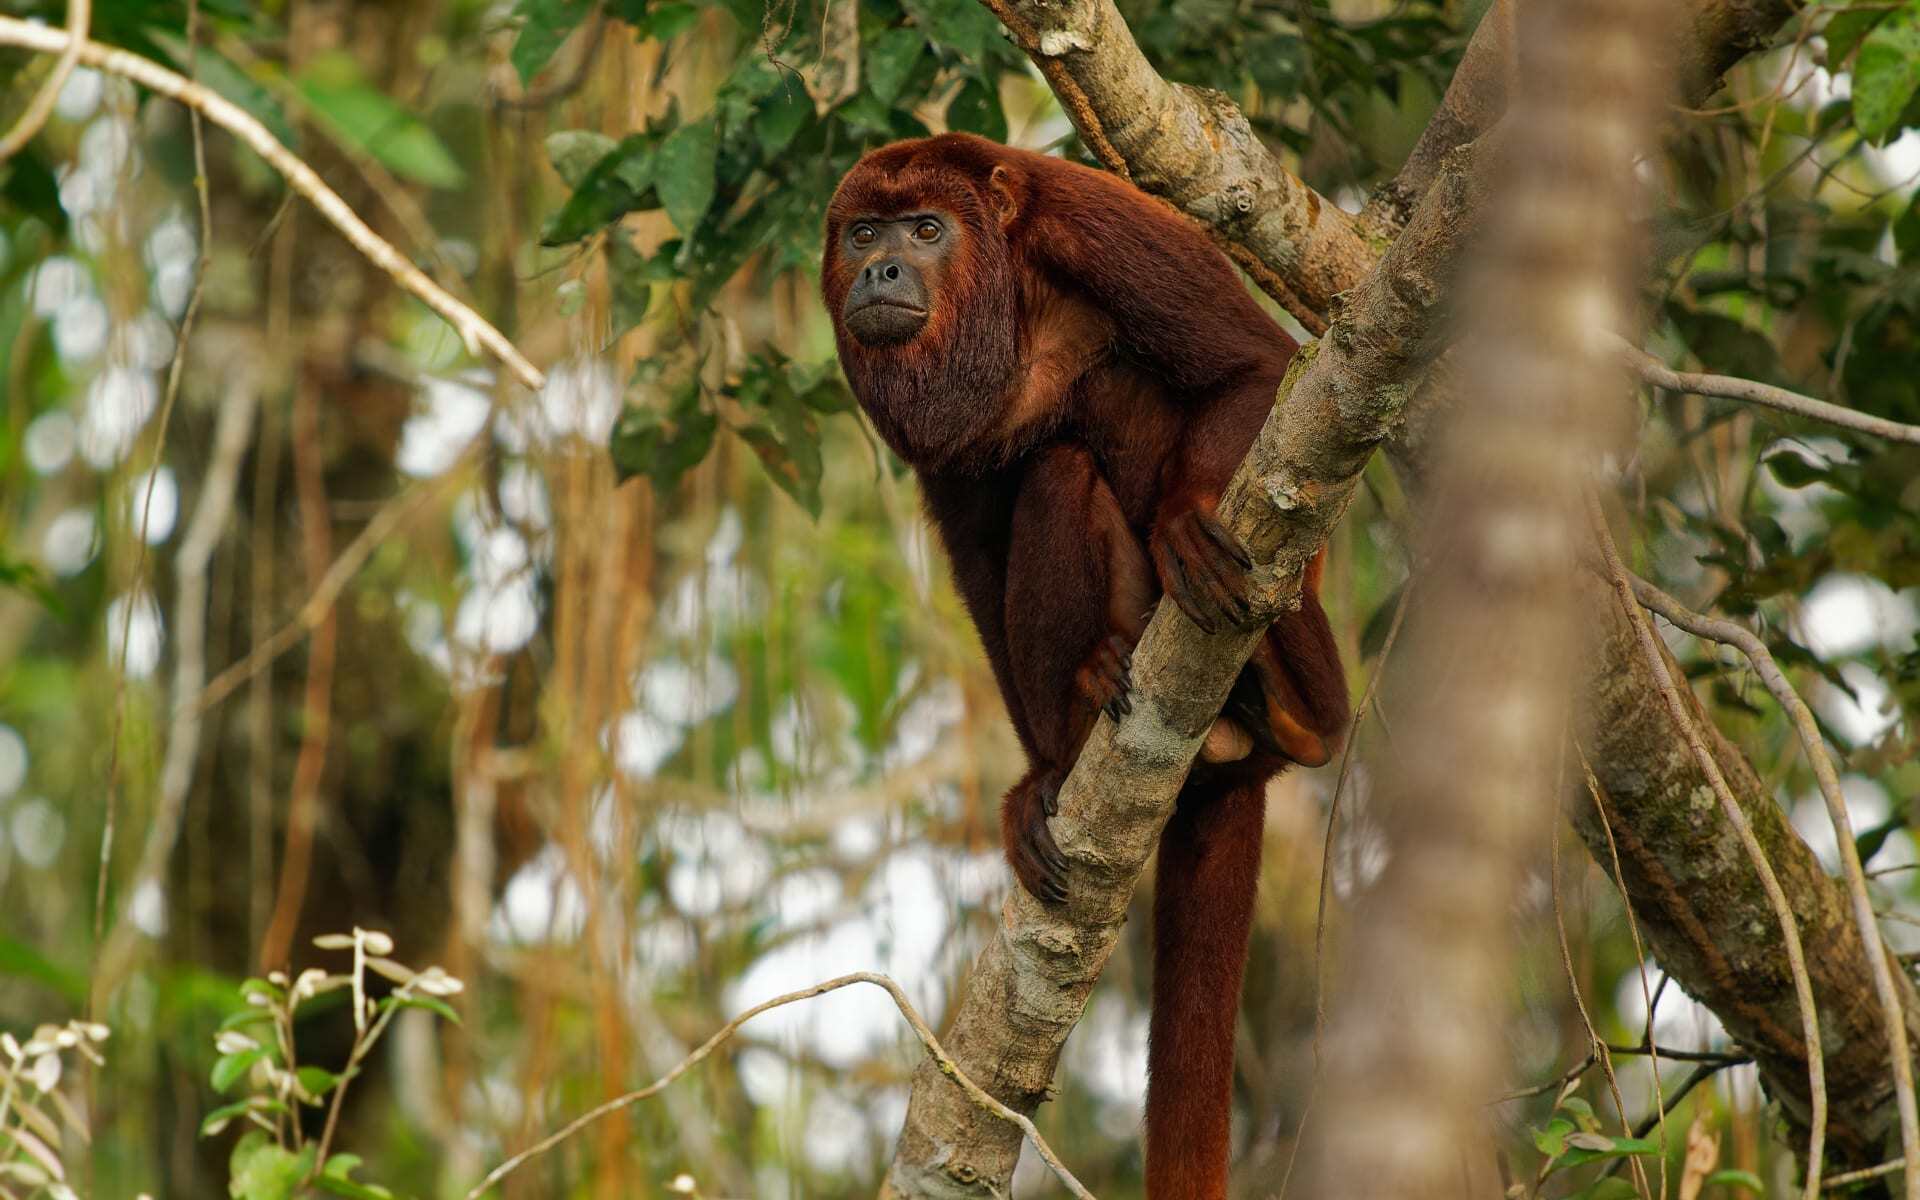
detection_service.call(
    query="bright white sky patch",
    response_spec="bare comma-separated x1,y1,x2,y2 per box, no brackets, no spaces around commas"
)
78,366,158,469
42,507,97,576
1801,575,1918,657
126,467,179,544
397,375,491,477
1817,661,1900,744
105,589,164,679
10,798,65,869
0,725,26,798
23,411,75,475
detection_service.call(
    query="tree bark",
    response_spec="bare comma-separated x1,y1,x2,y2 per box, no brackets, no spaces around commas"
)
886,0,1916,1190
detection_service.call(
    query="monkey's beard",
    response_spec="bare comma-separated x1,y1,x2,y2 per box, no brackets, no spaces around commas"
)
835,233,1021,475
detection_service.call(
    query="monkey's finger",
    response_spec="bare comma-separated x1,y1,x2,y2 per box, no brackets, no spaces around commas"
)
1200,513,1254,571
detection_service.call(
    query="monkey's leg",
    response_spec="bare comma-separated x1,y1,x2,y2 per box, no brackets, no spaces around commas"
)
1146,782,1265,1200
1001,443,1153,902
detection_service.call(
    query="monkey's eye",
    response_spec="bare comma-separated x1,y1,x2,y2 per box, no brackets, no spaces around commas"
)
912,219,943,242
850,224,877,248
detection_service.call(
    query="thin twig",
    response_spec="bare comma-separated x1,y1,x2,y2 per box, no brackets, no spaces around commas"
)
0,16,545,391
1551,753,1655,1200
1614,335,1920,446
1632,573,1918,1199
258,380,337,970
93,0,211,978
1588,495,1826,1197
463,972,1095,1200
1825,1157,1910,1190
193,446,476,715
92,373,260,999
0,0,90,160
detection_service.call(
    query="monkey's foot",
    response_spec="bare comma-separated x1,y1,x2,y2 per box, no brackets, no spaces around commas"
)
1003,773,1068,903
1150,508,1256,635
1076,634,1134,721
1198,718,1254,763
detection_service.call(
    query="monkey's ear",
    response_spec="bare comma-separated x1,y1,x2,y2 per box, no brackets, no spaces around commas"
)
988,164,1022,228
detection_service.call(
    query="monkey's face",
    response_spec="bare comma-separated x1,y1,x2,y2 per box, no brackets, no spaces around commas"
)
837,213,955,347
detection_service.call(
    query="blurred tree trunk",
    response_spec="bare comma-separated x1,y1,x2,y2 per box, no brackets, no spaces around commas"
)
1305,0,1663,1188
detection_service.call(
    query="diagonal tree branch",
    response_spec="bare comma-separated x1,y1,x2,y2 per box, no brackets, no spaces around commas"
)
885,0,1912,1190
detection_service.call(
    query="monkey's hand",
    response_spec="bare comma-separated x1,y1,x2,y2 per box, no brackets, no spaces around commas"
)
1001,769,1068,904
1150,507,1257,635
1075,633,1134,721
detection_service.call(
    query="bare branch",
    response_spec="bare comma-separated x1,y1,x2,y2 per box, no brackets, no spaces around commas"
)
0,16,545,392
468,972,1093,1200
0,0,90,160
976,0,1371,325
92,370,261,1001
1589,498,1828,1196
1616,336,1920,446
1632,573,1919,1198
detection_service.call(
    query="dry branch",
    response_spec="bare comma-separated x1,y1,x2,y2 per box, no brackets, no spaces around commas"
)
1616,336,1920,446
469,972,1091,1200
1591,498,1828,1195
0,16,545,392
1632,574,1920,1197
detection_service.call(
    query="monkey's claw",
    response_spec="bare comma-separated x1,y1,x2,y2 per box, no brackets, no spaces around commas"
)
1151,509,1256,635
1078,634,1135,721
1005,774,1069,903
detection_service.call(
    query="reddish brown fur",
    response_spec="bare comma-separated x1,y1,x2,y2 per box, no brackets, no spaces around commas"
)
824,133,1350,1200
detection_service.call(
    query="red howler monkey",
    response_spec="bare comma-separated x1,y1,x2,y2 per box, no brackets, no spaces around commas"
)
823,133,1349,1200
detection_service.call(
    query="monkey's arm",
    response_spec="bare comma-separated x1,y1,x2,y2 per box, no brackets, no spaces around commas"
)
1022,160,1299,634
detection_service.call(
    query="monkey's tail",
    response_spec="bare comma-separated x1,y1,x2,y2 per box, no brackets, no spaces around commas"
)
1144,781,1266,1200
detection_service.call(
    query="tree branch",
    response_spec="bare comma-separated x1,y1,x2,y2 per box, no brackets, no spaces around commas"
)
977,0,1372,326
0,16,545,392
1631,573,1920,1197
1616,335,1920,446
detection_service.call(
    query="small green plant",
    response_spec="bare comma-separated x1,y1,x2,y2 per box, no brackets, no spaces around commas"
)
202,929,464,1200
0,1019,111,1199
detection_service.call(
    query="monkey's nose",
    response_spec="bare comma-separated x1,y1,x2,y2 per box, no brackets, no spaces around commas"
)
862,261,903,283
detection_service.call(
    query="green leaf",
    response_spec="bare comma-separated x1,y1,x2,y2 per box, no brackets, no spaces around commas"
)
1853,4,1920,142
1896,190,1920,262
607,237,654,338
540,135,656,245
755,85,812,156
198,1099,255,1138
640,2,700,39
866,28,927,105
1557,1132,1661,1169
228,1130,315,1200
655,117,719,235
1567,1179,1643,1200
609,380,717,492
546,129,619,188
1827,5,1893,65
944,77,1007,142
733,363,825,517
297,54,466,189
512,0,595,84
295,1065,343,1101
1707,1169,1767,1192
0,934,85,1002
1532,1116,1574,1159
315,1152,395,1199
900,0,1001,63
1765,449,1830,488
212,1048,268,1094
387,993,463,1024
217,1007,278,1033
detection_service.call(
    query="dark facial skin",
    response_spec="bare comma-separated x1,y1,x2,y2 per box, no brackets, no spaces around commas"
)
839,213,954,347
